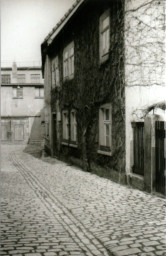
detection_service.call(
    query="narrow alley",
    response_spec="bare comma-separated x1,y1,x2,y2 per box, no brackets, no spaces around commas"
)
0,145,166,256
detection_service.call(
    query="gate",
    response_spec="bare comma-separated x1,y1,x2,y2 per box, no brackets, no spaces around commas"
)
155,121,166,195
1,121,12,141
132,122,144,175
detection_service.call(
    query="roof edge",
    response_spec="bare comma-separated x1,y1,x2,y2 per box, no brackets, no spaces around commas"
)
42,0,85,46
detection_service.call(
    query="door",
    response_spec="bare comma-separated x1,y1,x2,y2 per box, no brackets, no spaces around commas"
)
1,125,8,141
14,124,24,141
155,121,166,195
1,122,12,141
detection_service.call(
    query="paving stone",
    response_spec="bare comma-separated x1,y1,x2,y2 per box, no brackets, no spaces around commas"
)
155,251,166,255
112,245,129,252
140,253,155,256
120,240,134,245
1,145,166,256
143,247,155,252
115,248,141,255
9,251,30,254
44,253,57,256
157,246,166,250
25,254,42,256
143,241,159,246
150,236,161,241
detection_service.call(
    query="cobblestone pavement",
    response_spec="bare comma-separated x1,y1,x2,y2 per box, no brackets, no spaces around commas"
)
0,145,166,256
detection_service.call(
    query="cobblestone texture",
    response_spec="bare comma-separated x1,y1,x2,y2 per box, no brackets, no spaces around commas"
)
0,145,166,256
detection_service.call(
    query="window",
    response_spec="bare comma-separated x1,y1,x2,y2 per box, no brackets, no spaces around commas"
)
132,122,144,175
62,111,69,140
52,57,60,87
13,86,23,99
2,74,11,84
35,87,44,98
63,42,74,80
99,10,110,63
70,110,77,142
17,74,25,83
98,104,112,155
31,74,40,83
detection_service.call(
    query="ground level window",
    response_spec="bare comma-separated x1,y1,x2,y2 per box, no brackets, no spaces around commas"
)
132,122,144,175
13,86,23,98
98,103,112,154
70,110,77,142
62,111,69,140
35,87,44,98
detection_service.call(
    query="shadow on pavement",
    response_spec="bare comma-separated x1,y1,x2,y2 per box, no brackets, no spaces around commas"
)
23,144,58,165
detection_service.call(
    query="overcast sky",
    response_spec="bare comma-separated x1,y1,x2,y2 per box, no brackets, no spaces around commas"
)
1,0,75,67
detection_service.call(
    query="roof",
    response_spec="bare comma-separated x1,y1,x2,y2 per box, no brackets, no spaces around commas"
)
42,0,85,46
41,0,86,76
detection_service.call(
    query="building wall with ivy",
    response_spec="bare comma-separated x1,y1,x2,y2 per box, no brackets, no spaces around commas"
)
43,0,126,182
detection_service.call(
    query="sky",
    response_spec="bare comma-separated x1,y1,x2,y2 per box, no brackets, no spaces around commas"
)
1,0,76,67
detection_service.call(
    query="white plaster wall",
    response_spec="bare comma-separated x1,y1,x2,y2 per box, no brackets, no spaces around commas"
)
125,85,166,173
125,0,166,173
1,69,44,84
1,86,44,117
125,0,165,87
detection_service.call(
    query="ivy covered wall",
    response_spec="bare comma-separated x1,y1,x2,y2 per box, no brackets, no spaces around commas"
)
45,0,125,178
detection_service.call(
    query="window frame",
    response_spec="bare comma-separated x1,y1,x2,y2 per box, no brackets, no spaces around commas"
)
63,41,74,80
35,87,44,99
98,103,112,156
2,74,11,84
30,74,40,83
13,86,23,99
62,110,69,141
70,110,77,143
99,9,110,64
17,74,26,84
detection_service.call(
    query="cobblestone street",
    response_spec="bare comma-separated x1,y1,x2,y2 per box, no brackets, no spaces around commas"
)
0,145,166,256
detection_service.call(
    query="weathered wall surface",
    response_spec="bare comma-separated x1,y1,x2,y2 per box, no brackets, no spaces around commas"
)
1,68,45,143
1,86,44,117
45,0,126,177
1,69,44,84
43,55,53,153
125,0,166,173
125,0,165,87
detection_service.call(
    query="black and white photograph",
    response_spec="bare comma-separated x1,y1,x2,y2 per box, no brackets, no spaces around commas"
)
1,0,166,255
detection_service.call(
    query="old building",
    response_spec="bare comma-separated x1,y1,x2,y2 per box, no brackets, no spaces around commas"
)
41,0,165,195
1,63,45,144
125,0,166,195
